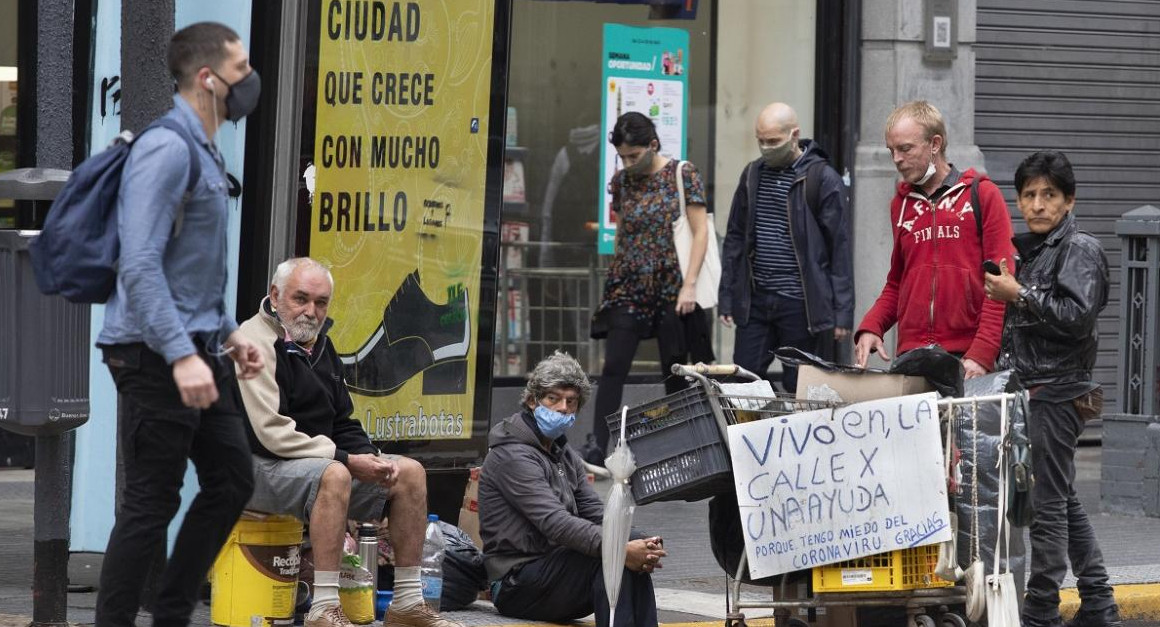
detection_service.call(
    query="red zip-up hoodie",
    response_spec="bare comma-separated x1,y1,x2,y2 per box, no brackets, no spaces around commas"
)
856,168,1015,370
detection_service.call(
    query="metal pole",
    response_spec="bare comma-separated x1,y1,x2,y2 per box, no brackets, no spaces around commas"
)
32,434,74,627
120,0,175,611
30,0,76,624
121,0,175,133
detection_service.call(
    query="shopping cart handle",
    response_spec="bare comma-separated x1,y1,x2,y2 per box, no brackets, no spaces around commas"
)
672,363,747,378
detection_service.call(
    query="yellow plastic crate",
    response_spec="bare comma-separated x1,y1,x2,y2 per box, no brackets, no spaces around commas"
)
811,544,954,592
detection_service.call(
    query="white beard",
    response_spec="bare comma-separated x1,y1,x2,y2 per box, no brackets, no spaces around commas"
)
282,313,321,345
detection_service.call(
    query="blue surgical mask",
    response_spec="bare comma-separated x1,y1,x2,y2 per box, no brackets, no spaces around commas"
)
533,405,576,440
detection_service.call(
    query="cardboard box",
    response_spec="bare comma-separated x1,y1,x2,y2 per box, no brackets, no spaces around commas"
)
463,466,480,503
797,365,932,404
458,467,482,549
457,506,480,550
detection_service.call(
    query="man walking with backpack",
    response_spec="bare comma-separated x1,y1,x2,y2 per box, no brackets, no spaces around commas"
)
718,102,854,392
853,101,1016,378
93,22,264,627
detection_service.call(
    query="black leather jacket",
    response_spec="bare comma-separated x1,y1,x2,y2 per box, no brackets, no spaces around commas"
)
996,213,1108,386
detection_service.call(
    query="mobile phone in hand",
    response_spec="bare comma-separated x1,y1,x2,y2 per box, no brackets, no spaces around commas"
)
983,259,1002,276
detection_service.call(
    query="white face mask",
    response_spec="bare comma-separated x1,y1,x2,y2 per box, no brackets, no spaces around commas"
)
914,152,938,186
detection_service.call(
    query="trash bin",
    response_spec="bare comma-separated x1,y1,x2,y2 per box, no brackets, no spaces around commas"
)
0,168,89,437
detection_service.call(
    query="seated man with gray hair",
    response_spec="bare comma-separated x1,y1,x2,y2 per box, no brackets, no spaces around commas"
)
235,257,462,627
478,351,667,627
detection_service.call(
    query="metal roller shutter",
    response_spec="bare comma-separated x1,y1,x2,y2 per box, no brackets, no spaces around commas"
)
975,0,1160,411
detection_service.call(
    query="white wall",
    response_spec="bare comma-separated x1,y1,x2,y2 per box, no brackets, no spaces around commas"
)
713,0,817,365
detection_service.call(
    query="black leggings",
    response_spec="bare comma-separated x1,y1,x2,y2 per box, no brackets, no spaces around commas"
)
591,307,711,454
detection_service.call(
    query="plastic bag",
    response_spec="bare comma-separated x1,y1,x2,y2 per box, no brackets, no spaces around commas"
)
934,421,963,582
953,371,1028,604
888,344,965,397
339,553,375,625
773,346,874,374
986,571,1022,627
934,511,963,582
378,521,485,611
986,412,1021,627
708,490,810,587
965,559,986,621
439,520,487,610
602,407,637,627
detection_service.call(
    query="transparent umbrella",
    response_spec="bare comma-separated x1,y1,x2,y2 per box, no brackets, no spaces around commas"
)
601,405,637,627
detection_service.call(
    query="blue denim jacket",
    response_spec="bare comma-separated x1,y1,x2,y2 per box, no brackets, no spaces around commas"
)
98,95,236,363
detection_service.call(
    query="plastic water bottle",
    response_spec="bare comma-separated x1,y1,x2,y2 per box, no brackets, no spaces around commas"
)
420,514,445,611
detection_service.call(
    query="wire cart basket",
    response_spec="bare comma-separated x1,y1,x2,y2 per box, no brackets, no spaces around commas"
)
607,363,1025,627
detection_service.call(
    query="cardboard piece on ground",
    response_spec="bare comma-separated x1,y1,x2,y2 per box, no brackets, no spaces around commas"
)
797,364,932,403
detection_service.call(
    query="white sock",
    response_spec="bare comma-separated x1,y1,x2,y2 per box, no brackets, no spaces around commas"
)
392,566,422,608
308,570,341,616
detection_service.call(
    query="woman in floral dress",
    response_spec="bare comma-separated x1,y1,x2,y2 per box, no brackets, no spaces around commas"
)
587,112,712,462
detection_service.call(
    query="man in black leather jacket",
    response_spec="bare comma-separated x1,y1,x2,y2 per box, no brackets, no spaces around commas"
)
985,151,1121,627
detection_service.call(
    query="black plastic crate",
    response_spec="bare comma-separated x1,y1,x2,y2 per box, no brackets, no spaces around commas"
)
604,386,733,505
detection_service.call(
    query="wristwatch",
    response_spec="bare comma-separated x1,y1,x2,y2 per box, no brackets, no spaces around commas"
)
1014,286,1031,309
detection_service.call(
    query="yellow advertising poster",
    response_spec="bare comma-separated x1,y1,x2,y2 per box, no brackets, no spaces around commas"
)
309,0,495,441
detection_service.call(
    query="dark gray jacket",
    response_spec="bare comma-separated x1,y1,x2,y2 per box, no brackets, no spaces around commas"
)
997,213,1108,387
718,140,854,331
478,410,605,581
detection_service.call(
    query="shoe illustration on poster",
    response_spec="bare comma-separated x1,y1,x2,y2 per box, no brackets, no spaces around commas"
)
339,270,471,396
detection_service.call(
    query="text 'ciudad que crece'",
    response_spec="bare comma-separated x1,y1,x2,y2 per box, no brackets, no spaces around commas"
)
318,1,445,234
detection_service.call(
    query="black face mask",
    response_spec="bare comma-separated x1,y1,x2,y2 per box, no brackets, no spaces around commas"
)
214,70,261,122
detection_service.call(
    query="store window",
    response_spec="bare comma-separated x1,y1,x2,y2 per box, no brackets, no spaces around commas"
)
0,0,18,228
498,0,715,376
290,0,509,460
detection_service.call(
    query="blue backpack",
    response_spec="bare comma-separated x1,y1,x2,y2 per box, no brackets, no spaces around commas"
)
29,117,201,303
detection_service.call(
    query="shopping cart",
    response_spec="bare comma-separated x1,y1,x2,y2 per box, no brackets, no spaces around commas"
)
604,363,839,507
607,364,1023,627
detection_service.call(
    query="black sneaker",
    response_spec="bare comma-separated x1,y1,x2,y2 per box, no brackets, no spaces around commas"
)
1065,607,1124,627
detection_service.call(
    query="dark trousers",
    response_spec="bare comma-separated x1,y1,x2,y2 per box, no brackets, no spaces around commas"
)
1022,398,1114,623
96,343,254,627
493,546,657,627
732,291,816,393
591,308,694,455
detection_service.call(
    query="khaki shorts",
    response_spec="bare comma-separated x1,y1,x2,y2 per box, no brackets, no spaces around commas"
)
246,454,397,522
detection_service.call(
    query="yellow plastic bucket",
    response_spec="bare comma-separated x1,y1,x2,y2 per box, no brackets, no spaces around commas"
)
211,515,304,627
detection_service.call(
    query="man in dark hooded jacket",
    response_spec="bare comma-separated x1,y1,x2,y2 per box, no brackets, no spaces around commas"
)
718,102,854,391
478,352,665,627
986,151,1120,627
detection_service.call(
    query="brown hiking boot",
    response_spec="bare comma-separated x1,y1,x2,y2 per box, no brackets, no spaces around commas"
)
384,602,465,627
304,603,353,627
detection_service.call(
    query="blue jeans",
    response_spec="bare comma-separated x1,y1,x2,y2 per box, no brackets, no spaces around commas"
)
732,290,816,393
1022,397,1115,623
96,343,254,627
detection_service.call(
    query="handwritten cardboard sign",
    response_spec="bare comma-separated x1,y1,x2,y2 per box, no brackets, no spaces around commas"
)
727,392,951,579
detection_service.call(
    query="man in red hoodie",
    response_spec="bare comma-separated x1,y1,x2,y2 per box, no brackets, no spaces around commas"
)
854,101,1015,377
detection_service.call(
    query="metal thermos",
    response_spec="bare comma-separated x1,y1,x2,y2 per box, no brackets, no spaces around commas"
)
357,523,379,591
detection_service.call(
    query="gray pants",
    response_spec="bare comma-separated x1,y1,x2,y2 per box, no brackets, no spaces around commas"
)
1023,398,1115,622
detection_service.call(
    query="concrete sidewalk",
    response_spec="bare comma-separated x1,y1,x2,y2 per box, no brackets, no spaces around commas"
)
2,446,1160,626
